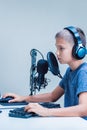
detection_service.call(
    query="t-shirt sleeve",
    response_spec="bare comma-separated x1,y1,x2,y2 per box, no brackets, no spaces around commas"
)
77,70,87,96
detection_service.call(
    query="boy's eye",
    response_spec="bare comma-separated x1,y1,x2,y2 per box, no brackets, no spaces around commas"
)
60,47,65,50
55,44,65,51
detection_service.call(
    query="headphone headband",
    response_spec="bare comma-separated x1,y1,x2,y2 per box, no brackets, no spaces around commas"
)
64,26,82,45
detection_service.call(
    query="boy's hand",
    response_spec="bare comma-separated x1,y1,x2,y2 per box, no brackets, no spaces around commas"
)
24,103,49,117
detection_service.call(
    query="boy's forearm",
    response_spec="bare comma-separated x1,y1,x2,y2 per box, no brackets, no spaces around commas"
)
47,104,87,117
23,93,52,103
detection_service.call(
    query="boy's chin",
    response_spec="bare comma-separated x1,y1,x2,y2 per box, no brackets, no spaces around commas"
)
59,61,65,64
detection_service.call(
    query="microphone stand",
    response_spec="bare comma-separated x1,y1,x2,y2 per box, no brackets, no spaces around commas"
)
30,49,45,95
30,49,37,95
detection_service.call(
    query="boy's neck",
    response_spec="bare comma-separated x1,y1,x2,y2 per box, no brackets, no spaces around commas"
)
69,60,83,71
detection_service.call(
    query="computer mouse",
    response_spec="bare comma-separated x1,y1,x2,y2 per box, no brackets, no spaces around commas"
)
0,96,14,103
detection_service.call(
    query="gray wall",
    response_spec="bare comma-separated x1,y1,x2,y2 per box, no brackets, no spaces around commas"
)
0,0,87,106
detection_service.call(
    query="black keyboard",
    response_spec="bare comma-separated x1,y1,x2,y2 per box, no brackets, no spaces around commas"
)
9,107,38,118
0,102,28,106
9,102,61,118
40,102,60,108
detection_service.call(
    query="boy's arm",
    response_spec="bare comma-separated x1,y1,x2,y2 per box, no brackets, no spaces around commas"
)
47,92,87,117
25,86,64,103
3,86,64,103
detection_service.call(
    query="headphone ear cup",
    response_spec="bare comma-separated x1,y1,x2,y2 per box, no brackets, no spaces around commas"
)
72,45,86,59
64,26,87,60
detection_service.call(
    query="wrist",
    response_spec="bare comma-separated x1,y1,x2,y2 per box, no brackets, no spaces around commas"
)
22,96,30,102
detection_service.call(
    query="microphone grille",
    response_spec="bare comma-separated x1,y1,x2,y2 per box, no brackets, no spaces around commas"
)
37,59,48,74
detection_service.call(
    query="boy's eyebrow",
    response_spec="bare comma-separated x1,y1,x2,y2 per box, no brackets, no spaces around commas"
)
55,43,64,46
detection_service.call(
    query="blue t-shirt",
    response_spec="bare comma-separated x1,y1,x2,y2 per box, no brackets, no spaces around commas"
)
59,62,87,120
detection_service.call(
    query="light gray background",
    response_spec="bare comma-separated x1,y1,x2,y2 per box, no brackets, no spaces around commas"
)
0,0,87,106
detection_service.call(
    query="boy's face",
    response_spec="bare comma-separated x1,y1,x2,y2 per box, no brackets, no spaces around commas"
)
55,37,74,64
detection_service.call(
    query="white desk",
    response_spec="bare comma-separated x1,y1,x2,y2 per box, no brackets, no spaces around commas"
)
0,105,87,130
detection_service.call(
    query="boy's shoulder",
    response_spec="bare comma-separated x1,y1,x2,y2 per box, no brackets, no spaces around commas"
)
76,62,87,76
79,62,87,71
66,62,87,74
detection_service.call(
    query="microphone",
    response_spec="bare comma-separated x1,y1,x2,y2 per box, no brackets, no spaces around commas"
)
47,52,62,79
29,49,62,95
37,59,48,90
30,49,37,69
